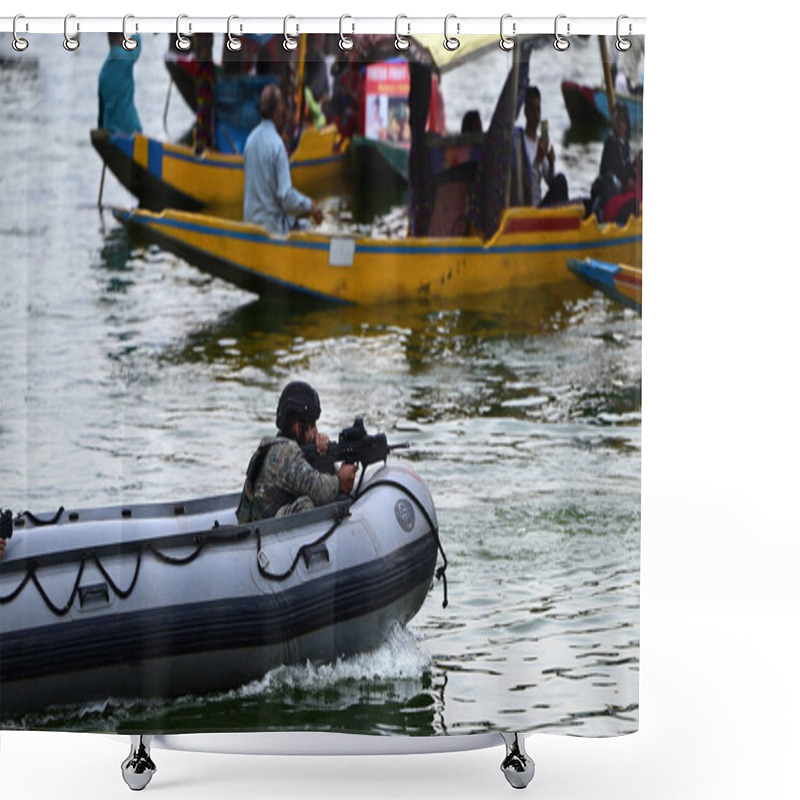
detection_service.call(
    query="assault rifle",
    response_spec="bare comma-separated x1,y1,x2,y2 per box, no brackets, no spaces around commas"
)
302,417,409,475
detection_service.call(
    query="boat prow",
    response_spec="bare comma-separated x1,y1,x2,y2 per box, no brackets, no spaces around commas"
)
561,80,643,138
567,257,642,314
92,127,350,216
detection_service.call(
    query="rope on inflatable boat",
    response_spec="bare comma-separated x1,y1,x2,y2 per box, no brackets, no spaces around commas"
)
30,557,87,616
94,549,143,600
21,506,65,526
0,568,32,604
255,514,346,582
148,541,206,565
0,530,245,614
253,480,448,608
0,551,141,616
1,479,450,611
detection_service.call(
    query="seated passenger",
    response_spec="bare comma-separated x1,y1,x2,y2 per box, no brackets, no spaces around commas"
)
243,85,323,233
591,102,641,222
522,86,569,207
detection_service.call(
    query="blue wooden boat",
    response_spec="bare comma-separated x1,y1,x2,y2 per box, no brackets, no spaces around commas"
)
567,257,642,314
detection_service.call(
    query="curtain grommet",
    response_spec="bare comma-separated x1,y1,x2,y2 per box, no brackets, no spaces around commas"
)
339,15,355,51
554,14,570,51
226,15,242,52
121,14,138,51
499,14,515,51
616,15,632,52
64,13,80,51
283,15,299,51
12,15,29,51
444,14,460,52
395,15,410,51
176,14,192,51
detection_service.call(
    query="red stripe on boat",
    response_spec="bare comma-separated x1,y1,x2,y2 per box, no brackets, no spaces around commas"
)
503,216,582,234
562,80,596,105
617,272,642,289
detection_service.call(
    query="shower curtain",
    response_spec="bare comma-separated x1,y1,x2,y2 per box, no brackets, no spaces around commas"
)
0,22,643,788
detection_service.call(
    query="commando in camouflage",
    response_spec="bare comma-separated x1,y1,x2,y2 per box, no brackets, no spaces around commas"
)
237,436,341,523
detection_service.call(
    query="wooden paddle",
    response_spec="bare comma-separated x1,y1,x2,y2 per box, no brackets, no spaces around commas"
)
598,35,616,116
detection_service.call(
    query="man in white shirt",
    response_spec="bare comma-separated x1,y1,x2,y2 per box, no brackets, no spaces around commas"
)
243,85,323,234
523,86,568,207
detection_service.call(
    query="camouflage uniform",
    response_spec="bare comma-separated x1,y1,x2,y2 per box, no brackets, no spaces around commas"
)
237,436,341,523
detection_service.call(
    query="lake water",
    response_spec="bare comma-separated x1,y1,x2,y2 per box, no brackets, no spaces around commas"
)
0,34,640,738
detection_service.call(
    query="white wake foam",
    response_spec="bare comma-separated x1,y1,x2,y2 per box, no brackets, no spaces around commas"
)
232,624,430,699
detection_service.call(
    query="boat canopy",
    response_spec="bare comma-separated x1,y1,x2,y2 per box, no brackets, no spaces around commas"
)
349,33,501,75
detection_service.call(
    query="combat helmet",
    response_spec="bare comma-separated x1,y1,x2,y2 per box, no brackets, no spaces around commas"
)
276,381,321,433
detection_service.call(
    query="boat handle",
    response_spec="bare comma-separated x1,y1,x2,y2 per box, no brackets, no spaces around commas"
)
79,582,110,607
302,543,330,570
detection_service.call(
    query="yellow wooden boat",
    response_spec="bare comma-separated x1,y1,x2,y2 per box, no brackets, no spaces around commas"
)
113,203,641,305
111,36,643,307
92,126,349,218
95,34,513,218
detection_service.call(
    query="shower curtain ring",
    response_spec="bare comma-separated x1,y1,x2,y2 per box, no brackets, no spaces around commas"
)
122,15,138,50
499,14,515,51
616,15,632,52
64,13,80,51
226,15,242,52
283,16,298,51
444,14,460,51
339,15,355,51
176,14,192,51
12,15,29,51
395,15,410,51
554,15,570,51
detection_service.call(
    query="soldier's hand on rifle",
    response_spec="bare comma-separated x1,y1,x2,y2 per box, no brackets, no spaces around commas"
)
314,431,330,454
338,463,357,495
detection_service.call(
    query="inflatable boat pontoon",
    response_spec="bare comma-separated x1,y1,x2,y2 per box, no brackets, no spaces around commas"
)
0,465,444,717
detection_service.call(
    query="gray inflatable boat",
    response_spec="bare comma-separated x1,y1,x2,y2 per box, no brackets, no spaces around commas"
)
0,465,443,717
